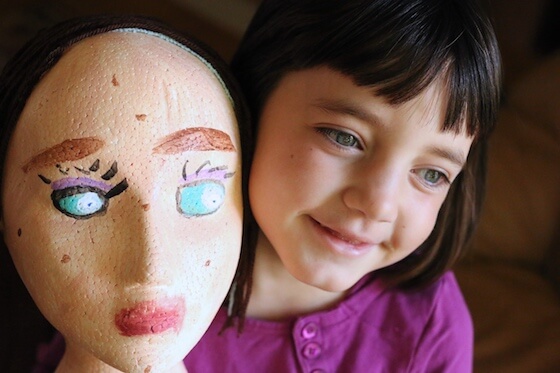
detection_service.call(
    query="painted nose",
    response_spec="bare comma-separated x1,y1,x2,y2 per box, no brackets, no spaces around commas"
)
119,201,174,287
342,164,400,223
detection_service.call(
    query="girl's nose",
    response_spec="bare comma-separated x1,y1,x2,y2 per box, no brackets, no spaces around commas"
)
341,163,400,223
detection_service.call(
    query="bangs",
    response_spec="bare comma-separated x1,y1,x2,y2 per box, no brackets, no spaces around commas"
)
323,0,501,141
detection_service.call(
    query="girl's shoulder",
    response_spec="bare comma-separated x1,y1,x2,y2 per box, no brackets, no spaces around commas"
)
343,271,473,371
340,271,472,344
348,270,468,312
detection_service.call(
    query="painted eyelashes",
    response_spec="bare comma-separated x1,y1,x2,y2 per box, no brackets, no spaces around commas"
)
40,159,232,219
177,160,234,217
39,160,128,219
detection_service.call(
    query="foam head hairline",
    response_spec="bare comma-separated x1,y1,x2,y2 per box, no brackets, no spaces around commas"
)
114,28,234,106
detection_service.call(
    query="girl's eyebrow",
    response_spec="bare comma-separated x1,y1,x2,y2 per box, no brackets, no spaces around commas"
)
312,98,388,129
426,145,467,169
22,137,104,173
152,127,236,155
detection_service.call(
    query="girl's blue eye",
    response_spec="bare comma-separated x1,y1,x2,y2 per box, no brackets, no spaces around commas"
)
177,180,225,217
336,132,357,147
318,128,360,148
417,169,446,185
52,186,108,219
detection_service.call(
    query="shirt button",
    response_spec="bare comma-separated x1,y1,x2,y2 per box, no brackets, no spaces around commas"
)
302,342,322,359
301,322,318,339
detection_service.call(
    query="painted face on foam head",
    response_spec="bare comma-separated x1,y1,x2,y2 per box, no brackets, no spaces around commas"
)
2,31,242,372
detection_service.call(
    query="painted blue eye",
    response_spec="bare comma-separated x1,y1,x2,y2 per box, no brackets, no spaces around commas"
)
177,180,225,217
52,186,108,219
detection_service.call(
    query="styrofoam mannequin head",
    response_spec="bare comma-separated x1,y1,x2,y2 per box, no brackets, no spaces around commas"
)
2,29,242,372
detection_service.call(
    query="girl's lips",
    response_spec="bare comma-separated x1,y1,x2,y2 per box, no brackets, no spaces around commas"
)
115,297,185,337
309,217,375,255
322,225,367,245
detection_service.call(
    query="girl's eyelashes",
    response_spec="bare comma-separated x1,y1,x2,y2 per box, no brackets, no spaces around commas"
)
177,160,234,218
411,168,451,190
314,126,457,193
315,127,363,150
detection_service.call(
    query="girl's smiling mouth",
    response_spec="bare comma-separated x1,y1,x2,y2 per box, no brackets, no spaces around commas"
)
308,217,377,256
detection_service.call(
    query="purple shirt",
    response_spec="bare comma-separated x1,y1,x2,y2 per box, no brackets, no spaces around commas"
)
184,271,473,372
34,272,472,372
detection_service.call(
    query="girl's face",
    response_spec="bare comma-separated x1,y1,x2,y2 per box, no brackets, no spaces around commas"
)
249,67,472,292
2,32,242,372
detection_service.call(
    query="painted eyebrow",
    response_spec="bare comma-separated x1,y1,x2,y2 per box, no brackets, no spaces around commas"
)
152,127,236,155
22,137,104,173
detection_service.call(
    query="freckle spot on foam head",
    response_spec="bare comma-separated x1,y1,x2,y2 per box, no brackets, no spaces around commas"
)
142,203,150,211
17,228,22,237
144,365,152,373
61,254,71,263
204,260,211,267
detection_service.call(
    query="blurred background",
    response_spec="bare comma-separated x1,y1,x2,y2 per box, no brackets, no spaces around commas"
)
0,0,259,67
0,0,558,86
0,0,558,372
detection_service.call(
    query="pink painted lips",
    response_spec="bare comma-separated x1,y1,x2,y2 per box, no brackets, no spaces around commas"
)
115,298,185,337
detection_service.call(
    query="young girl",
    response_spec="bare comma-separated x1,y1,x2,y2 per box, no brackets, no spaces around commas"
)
35,0,501,371
186,0,501,371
